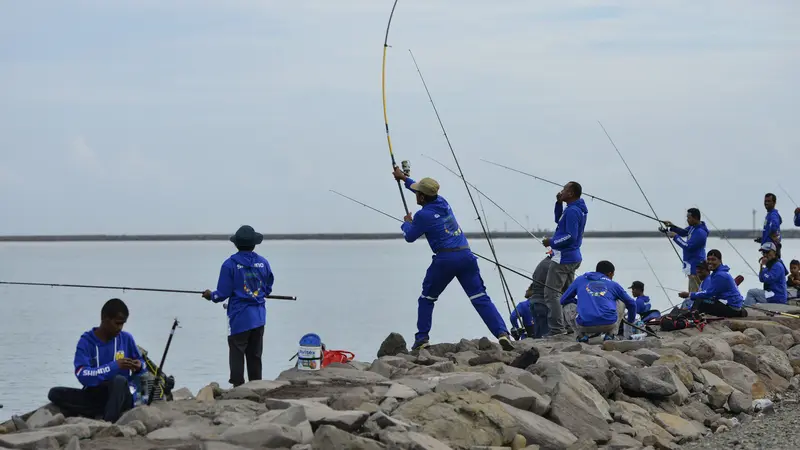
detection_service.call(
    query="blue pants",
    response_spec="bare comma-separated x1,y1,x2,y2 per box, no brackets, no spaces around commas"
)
531,302,550,338
416,250,509,342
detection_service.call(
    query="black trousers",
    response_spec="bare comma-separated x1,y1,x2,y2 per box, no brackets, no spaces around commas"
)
228,325,264,387
695,299,749,318
48,375,133,423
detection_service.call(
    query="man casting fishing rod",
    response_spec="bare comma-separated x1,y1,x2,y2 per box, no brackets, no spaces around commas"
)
660,208,709,293
391,166,515,352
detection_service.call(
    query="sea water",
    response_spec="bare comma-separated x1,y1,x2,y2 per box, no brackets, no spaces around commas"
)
0,237,796,420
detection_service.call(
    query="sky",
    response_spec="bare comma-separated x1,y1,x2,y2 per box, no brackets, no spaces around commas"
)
0,0,798,235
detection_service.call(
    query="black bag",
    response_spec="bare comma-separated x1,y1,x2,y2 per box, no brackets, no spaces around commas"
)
659,309,704,332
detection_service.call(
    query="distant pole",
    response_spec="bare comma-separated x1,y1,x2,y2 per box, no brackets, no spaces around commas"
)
526,215,530,230
752,209,756,238
504,222,508,232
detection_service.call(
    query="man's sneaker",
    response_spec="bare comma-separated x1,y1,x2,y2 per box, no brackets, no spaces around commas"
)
577,334,590,343
603,333,616,341
498,334,515,351
411,338,429,351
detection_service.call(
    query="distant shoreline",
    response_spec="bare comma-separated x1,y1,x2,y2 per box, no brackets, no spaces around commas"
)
1,229,796,242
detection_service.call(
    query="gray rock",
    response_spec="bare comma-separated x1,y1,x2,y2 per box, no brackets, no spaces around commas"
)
221,422,304,448
606,433,641,449
0,423,91,449
369,359,396,379
500,403,579,449
171,387,195,400
385,383,419,400
534,363,612,422
616,365,679,399
261,405,314,444
312,424,387,449
220,386,260,402
496,366,549,396
63,417,113,436
546,381,612,443
609,422,636,437
116,405,166,433
701,360,761,396
609,401,674,443
537,354,619,398
728,390,753,414
510,348,540,369
601,339,662,353
487,382,551,416
277,366,390,384
146,415,221,440
378,332,409,357
768,333,795,351
469,350,514,366
681,401,721,427
653,412,702,443
304,404,370,432
239,379,290,396
716,331,755,347
365,411,418,432
95,424,140,438
378,430,453,450
449,351,481,366
755,344,794,379
25,408,65,429
434,372,498,393
627,348,661,366
743,328,767,346
686,337,733,363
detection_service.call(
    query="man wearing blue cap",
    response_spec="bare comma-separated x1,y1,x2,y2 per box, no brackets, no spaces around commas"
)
743,242,789,306
203,225,274,387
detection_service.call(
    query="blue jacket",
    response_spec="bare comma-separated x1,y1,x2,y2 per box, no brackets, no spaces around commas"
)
669,222,709,274
211,251,274,335
761,209,782,244
400,178,470,254
760,259,789,304
634,295,661,322
689,264,743,308
550,198,588,265
74,329,146,390
681,276,711,309
795,210,799,227
559,271,636,327
510,300,534,331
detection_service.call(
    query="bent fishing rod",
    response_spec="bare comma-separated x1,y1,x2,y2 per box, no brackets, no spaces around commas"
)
148,318,179,405
0,281,297,300
480,159,662,223
422,154,542,241
381,0,411,216
329,189,569,298
408,49,517,315
598,121,683,266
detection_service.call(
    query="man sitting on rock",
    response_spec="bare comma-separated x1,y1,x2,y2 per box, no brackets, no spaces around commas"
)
678,249,747,317
47,298,146,422
559,260,637,343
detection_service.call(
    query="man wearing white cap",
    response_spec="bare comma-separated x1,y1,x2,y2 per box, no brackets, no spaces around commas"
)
743,242,789,306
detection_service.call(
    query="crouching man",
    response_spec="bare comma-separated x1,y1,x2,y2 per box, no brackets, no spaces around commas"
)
559,260,637,343
48,298,146,422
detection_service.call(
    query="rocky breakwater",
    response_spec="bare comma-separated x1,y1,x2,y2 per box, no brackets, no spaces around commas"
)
5,317,800,449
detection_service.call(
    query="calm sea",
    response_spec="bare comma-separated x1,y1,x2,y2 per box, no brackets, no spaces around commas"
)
1,237,796,419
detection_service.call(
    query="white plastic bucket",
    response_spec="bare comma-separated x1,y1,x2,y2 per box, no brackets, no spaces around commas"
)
296,333,323,371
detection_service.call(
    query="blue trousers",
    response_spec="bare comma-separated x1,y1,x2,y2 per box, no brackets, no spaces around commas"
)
416,250,509,342
530,302,550,338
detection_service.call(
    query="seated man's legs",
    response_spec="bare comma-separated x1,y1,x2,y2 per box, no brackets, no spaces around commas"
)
743,288,766,306
531,301,550,338
696,299,748,318
48,375,132,423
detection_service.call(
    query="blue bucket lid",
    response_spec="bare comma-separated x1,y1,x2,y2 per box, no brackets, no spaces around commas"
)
299,333,322,346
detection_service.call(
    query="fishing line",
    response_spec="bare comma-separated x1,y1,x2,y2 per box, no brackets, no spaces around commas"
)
597,121,683,265
0,281,297,300
476,187,513,315
639,248,677,311
778,184,798,207
692,206,758,276
407,49,517,314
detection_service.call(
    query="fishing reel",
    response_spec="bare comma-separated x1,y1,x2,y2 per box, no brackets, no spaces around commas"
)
401,160,411,177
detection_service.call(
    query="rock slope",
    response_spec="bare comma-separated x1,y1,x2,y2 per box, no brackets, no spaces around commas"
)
3,317,800,450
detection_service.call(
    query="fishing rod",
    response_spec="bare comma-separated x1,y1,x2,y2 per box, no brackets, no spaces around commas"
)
422,154,542,241
597,121,683,265
639,248,677,312
147,318,179,405
692,206,758,276
381,0,411,216
0,281,298,300
407,49,517,314
778,184,798,207
329,189,570,297
745,304,800,319
480,159,661,223
476,188,513,312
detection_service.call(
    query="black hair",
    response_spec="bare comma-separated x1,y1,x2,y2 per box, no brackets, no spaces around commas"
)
417,192,438,203
687,208,701,220
791,259,800,266
765,193,777,202
568,181,582,197
696,260,709,271
236,245,255,252
595,260,615,274
707,249,722,260
101,298,129,319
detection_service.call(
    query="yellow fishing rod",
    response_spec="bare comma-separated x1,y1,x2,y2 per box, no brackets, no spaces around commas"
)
381,0,411,215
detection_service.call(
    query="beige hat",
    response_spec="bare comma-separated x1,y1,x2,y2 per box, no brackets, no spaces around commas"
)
410,177,440,196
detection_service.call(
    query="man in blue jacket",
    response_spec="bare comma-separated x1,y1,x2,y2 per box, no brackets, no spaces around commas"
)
203,225,274,387
47,298,146,422
392,166,514,351
523,252,556,339
542,182,588,336
678,249,747,317
662,208,708,292
510,299,534,340
754,193,782,257
743,242,789,305
795,207,800,227
559,260,637,342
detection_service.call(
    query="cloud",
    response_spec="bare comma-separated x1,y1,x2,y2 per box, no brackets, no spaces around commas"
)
67,136,177,186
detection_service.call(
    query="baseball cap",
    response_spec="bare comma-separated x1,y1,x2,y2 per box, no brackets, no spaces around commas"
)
628,281,645,290
760,242,777,253
410,177,440,196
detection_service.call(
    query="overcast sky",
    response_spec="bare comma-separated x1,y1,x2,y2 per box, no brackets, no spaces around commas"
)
1,0,798,235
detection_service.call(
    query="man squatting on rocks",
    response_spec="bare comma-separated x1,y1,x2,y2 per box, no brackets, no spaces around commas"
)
517,252,555,339
48,298,146,423
540,182,588,337
661,207,708,293
743,242,789,306
678,249,747,318
392,166,515,352
203,225,274,387
559,260,637,343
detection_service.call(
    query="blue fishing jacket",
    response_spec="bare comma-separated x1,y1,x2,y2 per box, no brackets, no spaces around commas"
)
74,329,146,389
401,178,470,254
559,271,637,327
669,222,709,274
210,251,274,335
689,264,743,308
510,300,534,330
759,259,789,304
551,198,588,265
761,209,782,244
